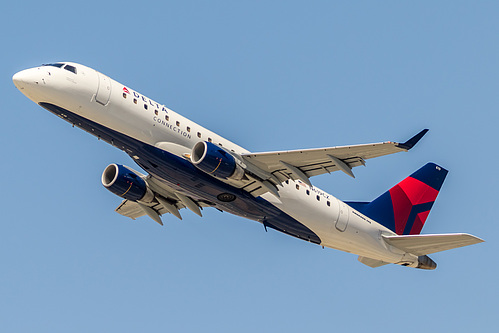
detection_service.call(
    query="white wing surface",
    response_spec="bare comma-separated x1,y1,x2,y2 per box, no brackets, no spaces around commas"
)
241,129,429,184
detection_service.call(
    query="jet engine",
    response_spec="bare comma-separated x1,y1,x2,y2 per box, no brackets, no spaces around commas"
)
191,141,245,180
101,164,154,202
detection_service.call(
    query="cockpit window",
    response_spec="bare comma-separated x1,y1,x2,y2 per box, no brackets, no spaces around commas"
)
41,63,77,74
64,65,77,74
43,63,64,68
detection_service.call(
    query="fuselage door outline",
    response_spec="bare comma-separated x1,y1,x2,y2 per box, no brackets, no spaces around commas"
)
95,71,112,106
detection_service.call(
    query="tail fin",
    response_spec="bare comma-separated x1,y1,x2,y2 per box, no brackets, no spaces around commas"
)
348,163,448,235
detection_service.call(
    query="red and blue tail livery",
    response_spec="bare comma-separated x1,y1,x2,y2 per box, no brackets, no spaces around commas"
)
349,163,447,235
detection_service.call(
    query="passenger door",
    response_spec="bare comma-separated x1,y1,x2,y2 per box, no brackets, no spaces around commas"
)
95,72,112,105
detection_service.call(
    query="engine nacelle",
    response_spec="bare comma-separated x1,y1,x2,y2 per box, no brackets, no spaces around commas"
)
191,141,244,180
101,164,154,202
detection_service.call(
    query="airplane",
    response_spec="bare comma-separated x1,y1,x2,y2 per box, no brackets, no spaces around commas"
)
12,62,483,270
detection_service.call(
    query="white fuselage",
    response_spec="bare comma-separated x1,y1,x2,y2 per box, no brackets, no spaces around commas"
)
13,62,419,266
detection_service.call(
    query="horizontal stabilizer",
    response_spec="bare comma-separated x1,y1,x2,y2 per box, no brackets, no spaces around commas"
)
383,233,484,256
358,256,390,268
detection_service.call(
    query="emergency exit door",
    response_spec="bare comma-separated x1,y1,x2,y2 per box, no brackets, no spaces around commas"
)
336,201,350,232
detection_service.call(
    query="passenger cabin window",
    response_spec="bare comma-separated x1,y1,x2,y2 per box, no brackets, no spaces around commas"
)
123,93,127,98
197,132,201,138
154,110,158,115
176,121,180,127
64,65,77,74
296,184,300,190
306,190,310,195
316,195,320,201
144,104,148,110
165,115,169,121
327,201,331,207
208,138,212,142
133,99,137,104
187,126,191,132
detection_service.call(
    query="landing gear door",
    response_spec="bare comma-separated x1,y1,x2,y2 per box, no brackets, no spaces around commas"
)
95,72,112,106
336,202,350,232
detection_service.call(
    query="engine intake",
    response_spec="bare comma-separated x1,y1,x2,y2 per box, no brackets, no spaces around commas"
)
191,141,244,180
102,164,153,202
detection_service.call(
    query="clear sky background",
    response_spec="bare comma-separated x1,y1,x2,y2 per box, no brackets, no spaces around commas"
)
1,1,497,332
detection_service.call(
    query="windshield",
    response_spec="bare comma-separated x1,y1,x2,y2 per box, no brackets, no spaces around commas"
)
42,63,64,68
42,63,77,74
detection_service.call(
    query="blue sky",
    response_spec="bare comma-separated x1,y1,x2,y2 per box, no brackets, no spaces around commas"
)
1,1,497,331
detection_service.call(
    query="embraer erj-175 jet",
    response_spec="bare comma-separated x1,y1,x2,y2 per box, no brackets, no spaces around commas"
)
13,62,483,270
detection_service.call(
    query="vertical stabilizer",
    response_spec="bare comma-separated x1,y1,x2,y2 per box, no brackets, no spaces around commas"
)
348,163,448,235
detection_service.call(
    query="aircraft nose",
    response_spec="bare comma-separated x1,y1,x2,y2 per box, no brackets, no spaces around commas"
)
13,70,27,89
12,68,38,90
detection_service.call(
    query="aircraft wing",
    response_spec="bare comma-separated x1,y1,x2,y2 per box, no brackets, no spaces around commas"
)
114,175,212,223
241,129,428,185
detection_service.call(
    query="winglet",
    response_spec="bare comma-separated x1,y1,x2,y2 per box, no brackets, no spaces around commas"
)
397,129,429,150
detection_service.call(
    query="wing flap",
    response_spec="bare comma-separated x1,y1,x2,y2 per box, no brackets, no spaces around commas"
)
115,200,171,219
383,233,484,256
115,196,211,221
115,200,146,219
